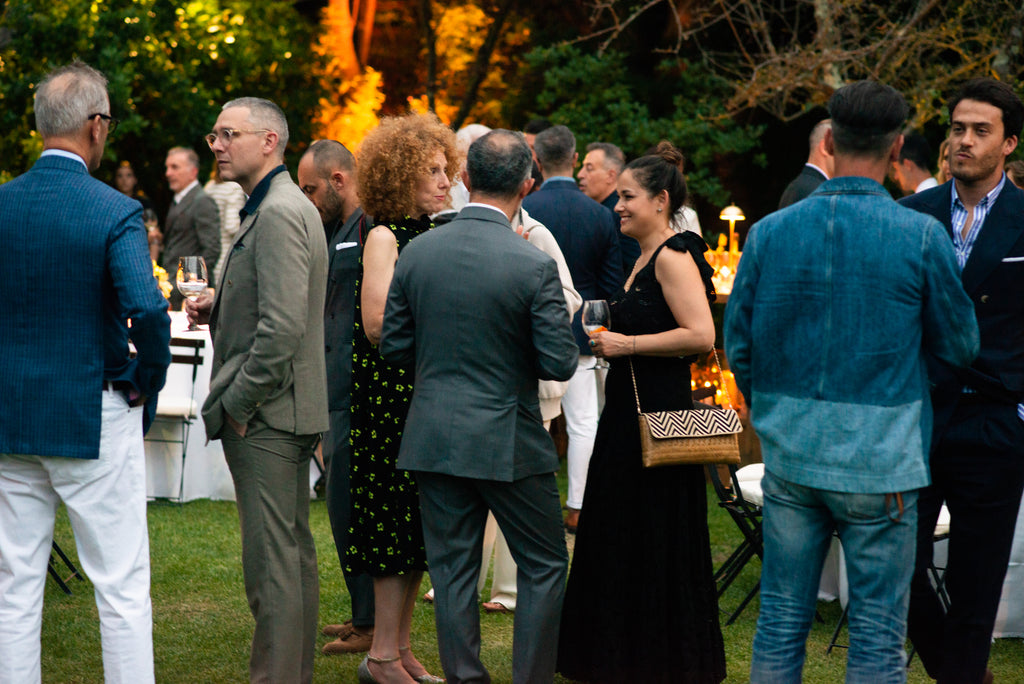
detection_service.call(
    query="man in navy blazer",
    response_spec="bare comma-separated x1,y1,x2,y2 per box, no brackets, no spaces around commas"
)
522,125,621,532
297,139,376,654
778,118,833,209
0,62,171,682
382,130,578,683
900,78,1024,684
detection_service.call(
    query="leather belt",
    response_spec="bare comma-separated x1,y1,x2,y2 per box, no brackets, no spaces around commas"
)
102,380,134,392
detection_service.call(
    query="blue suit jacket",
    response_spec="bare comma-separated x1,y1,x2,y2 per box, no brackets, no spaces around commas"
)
901,180,1024,428
523,178,623,353
0,154,171,459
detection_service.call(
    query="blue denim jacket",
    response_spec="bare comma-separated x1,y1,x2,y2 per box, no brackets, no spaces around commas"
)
725,177,979,493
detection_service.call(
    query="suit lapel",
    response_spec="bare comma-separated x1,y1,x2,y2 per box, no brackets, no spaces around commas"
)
962,185,1024,294
166,184,198,227
210,207,259,329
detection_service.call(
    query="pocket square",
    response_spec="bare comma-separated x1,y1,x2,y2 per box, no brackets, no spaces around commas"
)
336,241,358,251
1001,256,1024,262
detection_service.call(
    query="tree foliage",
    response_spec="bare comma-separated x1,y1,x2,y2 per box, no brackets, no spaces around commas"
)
312,0,385,151
519,44,764,207
575,0,1024,125
0,0,321,202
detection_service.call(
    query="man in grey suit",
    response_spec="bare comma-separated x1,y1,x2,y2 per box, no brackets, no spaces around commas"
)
188,98,328,684
296,140,375,654
160,146,220,307
381,129,578,684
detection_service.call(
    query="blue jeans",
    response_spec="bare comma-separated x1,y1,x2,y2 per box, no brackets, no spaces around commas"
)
750,471,918,684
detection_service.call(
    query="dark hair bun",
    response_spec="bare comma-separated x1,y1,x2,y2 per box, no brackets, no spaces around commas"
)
654,140,685,173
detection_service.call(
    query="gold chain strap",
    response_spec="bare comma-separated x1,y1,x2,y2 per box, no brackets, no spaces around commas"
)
630,346,734,416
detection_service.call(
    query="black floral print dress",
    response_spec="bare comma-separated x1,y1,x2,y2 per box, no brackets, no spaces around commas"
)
346,216,431,577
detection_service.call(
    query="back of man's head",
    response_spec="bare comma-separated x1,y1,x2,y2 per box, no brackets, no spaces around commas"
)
808,119,831,156
828,81,909,158
533,125,576,172
222,96,290,156
308,139,355,177
899,131,932,169
948,78,1024,141
524,118,552,136
35,61,108,139
467,130,532,199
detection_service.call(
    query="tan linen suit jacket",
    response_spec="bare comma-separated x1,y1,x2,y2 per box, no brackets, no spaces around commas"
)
202,171,329,440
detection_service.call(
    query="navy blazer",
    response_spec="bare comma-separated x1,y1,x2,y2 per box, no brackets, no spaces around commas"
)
324,207,367,411
0,154,171,458
901,180,1024,420
523,178,623,353
778,165,827,209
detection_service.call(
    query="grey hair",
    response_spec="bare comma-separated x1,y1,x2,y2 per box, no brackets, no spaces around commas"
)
34,61,109,138
585,142,625,174
306,139,355,177
223,97,289,155
466,129,532,199
167,146,200,169
533,125,576,169
808,118,832,153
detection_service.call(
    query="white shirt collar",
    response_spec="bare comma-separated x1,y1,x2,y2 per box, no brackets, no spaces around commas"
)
40,149,87,169
915,176,939,193
805,163,829,179
464,202,509,222
174,179,200,204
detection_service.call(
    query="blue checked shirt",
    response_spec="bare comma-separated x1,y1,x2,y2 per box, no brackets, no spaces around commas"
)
950,174,1024,421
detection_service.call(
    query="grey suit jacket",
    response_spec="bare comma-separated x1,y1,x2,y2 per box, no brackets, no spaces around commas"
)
161,183,221,305
380,205,578,481
202,171,329,440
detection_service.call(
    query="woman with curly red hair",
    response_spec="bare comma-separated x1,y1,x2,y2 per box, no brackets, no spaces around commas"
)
347,113,458,684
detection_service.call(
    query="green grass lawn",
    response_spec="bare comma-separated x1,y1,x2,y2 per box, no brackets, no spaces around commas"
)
40,463,1024,682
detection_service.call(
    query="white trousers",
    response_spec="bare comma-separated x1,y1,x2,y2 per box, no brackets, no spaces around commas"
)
0,391,154,684
561,357,601,510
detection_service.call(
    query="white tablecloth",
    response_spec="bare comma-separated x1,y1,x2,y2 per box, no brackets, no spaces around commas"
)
145,312,234,501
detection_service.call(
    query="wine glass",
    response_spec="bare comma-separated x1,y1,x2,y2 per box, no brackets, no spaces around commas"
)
176,256,208,331
582,299,611,369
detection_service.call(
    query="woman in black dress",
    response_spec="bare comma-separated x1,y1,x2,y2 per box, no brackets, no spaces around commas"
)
348,113,458,684
557,141,726,683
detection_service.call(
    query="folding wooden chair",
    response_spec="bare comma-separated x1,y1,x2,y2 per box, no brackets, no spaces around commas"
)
47,540,83,595
145,337,205,502
707,462,765,625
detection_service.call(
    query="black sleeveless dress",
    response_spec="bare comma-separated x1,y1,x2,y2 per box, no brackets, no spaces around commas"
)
557,232,727,683
346,216,430,577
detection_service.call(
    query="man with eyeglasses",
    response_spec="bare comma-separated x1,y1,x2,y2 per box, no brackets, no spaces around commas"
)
0,61,171,683
187,98,328,684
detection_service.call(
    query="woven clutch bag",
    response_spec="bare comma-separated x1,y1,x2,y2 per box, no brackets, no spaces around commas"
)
630,350,742,467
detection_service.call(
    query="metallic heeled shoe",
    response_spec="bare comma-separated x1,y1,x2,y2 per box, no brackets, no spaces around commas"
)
357,654,402,684
412,675,445,684
398,646,446,683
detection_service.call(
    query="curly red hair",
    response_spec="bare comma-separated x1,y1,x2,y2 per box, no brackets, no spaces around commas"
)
357,113,459,221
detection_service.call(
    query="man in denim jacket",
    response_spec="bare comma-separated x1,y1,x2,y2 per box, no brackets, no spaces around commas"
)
726,81,979,684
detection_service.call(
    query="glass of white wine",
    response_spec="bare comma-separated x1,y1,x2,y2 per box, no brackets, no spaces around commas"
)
582,299,611,369
176,256,208,331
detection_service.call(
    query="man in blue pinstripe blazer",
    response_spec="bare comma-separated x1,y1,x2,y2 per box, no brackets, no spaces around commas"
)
0,61,171,683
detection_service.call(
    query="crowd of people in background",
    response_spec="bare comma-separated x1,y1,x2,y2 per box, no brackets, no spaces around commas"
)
2,58,1024,684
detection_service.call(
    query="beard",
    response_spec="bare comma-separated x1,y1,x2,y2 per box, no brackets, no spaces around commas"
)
951,150,1004,185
